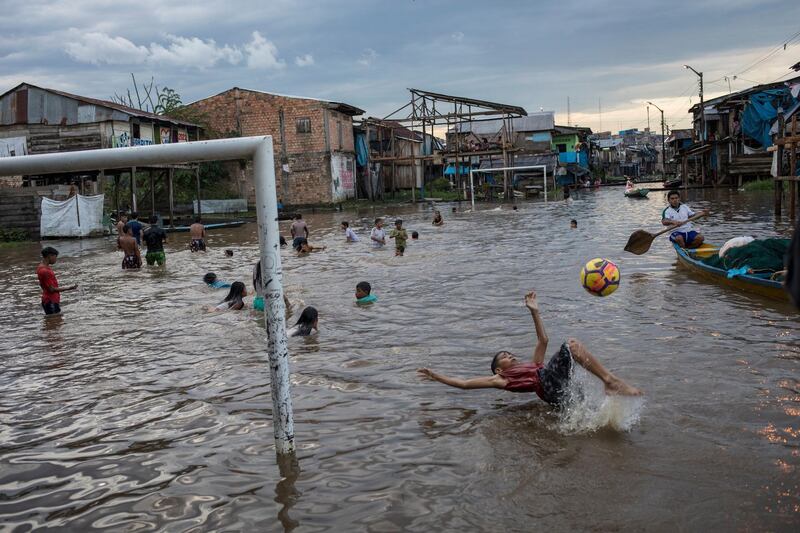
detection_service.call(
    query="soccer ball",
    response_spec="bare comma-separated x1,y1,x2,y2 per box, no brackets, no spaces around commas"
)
580,258,620,297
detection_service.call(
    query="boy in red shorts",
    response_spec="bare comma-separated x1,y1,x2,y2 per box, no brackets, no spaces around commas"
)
36,247,77,315
418,290,641,405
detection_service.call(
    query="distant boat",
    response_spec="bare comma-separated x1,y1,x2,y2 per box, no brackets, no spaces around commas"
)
166,221,246,233
624,188,650,198
664,178,682,189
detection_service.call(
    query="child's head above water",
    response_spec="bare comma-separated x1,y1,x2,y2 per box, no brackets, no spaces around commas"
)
412,231,419,239
225,249,234,257
394,219,403,228
204,272,217,285
355,281,372,299
341,221,349,229
374,218,383,228
570,219,578,229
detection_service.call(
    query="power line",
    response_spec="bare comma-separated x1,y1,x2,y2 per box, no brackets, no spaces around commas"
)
707,28,800,84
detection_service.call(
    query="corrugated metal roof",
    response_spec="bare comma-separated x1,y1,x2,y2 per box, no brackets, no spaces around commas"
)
456,112,555,134
0,82,200,127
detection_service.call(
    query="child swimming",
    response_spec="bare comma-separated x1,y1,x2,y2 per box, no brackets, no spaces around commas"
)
211,281,247,311
204,272,231,289
355,281,377,304
287,306,318,336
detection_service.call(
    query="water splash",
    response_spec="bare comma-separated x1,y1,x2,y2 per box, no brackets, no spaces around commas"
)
557,364,645,434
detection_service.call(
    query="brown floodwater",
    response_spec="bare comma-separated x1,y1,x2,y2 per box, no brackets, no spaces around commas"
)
0,188,798,531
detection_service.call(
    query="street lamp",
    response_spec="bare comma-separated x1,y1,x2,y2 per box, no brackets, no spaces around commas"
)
647,101,666,181
683,64,705,143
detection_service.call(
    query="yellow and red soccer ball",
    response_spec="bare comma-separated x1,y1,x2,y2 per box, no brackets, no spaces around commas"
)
580,258,620,297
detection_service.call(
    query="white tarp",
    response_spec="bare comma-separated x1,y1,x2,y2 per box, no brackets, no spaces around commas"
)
0,137,27,157
40,194,105,237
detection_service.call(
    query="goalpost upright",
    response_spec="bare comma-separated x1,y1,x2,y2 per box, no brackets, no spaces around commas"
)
468,165,549,209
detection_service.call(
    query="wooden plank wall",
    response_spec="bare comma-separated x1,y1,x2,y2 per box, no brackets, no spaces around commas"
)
0,123,102,154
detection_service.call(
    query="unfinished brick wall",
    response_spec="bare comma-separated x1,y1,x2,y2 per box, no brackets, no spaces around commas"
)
187,88,358,205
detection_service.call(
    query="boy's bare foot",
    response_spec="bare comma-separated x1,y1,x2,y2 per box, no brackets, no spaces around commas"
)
605,377,643,396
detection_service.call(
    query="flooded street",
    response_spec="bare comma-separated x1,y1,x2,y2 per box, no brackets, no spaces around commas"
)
1,188,798,531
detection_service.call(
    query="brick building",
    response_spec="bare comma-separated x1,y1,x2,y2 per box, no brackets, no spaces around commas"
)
185,87,364,205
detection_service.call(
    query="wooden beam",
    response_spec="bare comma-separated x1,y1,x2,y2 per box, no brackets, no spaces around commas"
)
168,168,175,228
791,116,797,219
130,166,137,213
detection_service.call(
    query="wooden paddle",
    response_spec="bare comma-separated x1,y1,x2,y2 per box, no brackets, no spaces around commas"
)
624,212,709,255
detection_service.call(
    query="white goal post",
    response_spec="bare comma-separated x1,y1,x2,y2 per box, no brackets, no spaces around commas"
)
468,165,549,209
0,137,296,455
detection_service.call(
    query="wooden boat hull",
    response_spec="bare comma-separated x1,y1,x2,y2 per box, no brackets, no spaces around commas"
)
166,221,246,233
624,188,649,198
673,243,788,301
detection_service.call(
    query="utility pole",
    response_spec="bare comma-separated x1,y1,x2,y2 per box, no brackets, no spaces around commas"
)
567,96,571,127
647,105,650,132
684,65,704,142
648,101,666,181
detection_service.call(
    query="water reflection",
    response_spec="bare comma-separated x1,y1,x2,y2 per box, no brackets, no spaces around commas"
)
0,188,798,530
275,452,301,531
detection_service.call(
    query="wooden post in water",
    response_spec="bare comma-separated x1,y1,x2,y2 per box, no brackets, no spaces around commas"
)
775,116,785,218
195,166,202,219
167,168,175,228
130,166,137,213
149,169,155,216
790,116,797,220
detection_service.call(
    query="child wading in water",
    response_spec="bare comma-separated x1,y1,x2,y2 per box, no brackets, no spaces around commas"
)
37,247,77,315
342,221,360,242
370,218,387,248
390,219,408,256
118,224,142,269
418,290,642,406
432,210,444,226
355,281,377,304
288,306,318,337
211,281,247,311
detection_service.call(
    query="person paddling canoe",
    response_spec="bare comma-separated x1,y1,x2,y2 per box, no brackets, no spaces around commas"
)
661,190,709,249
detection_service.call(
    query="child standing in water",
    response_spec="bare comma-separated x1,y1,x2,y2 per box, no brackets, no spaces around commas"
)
370,218,387,248
37,247,77,315
342,221,360,242
390,219,408,256
118,224,142,269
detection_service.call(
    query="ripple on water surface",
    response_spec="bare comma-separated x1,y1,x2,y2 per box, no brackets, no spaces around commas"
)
0,188,798,530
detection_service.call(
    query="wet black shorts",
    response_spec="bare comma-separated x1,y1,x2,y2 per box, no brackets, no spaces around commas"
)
537,342,574,405
42,302,61,315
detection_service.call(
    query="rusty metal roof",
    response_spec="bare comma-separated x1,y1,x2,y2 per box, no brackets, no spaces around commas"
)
0,82,200,127
408,88,527,116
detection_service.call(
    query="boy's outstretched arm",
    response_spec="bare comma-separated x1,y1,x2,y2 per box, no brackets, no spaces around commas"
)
417,368,505,390
524,290,548,365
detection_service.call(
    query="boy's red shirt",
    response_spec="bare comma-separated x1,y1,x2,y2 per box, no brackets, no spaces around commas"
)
36,264,59,304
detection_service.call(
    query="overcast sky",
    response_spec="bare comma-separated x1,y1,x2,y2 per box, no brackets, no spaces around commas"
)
1,0,799,134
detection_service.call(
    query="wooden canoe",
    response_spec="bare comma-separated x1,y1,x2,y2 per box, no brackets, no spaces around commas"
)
673,243,788,301
624,188,650,198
